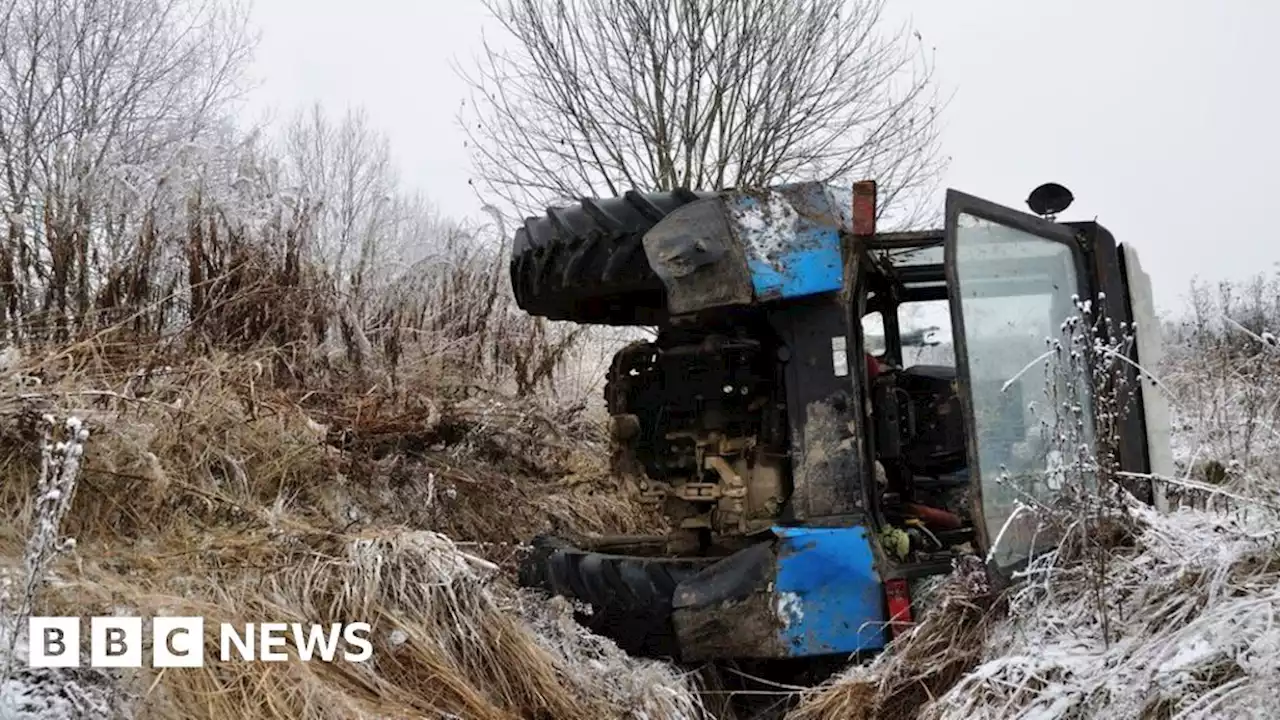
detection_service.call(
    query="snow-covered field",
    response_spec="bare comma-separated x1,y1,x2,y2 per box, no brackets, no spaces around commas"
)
928,502,1280,719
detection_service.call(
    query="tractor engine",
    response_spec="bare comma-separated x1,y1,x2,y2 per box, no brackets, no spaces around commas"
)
605,321,791,553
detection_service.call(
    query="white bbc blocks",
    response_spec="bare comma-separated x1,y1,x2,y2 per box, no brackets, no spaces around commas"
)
28,616,204,668
28,617,80,668
90,616,142,667
152,616,203,667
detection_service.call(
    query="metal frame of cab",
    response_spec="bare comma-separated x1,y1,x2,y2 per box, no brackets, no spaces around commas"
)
852,181,1174,591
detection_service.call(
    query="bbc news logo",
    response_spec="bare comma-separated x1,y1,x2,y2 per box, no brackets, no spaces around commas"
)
28,617,374,667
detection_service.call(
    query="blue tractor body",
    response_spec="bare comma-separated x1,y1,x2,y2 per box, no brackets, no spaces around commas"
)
670,525,887,661
512,180,1169,662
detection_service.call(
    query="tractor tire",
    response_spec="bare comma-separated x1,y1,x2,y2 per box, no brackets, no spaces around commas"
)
518,535,714,659
509,189,709,326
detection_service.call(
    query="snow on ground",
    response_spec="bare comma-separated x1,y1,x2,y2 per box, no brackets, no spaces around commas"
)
924,502,1280,720
0,609,121,717
0,660,131,720
515,592,702,720
0,565,133,720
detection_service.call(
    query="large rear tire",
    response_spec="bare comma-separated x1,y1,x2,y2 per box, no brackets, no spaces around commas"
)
509,189,707,326
518,536,713,659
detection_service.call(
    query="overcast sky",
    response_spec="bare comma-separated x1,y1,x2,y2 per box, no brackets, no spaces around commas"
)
242,0,1279,314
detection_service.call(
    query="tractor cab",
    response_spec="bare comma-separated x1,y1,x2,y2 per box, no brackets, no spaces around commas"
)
851,182,1172,603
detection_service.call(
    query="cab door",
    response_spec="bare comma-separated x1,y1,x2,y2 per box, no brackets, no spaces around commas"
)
943,190,1098,579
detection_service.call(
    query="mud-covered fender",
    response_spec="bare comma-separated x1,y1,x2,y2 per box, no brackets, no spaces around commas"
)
670,525,886,661
642,182,853,315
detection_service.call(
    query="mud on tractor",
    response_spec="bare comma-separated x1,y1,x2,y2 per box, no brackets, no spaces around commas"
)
512,181,1173,662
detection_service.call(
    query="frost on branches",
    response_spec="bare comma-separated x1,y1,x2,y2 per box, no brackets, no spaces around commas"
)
977,292,1142,573
3,416,89,676
927,296,1280,719
0,416,131,720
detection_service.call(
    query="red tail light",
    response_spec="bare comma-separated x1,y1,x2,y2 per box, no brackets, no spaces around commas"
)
852,180,877,236
885,578,913,637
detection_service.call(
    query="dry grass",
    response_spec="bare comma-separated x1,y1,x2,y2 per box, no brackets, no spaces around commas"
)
0,343,655,547
34,528,699,720
0,341,691,720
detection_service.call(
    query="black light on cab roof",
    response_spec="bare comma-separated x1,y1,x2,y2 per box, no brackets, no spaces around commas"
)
1026,182,1074,220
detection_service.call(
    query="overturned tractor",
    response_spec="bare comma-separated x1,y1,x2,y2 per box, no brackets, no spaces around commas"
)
513,181,1173,662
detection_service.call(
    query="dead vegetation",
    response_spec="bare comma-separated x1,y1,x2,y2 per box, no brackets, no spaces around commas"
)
1161,274,1280,504
0,344,647,543
0,5,677,709
0,2,1276,715
0,191,1277,720
793,487,1280,720
2,249,1278,720
0,334,690,719
926,499,1280,719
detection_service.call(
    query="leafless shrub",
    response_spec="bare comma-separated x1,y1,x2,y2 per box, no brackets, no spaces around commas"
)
464,0,945,226
364,213,587,398
1161,274,1280,500
0,0,255,341
994,294,1144,639
0,0,587,400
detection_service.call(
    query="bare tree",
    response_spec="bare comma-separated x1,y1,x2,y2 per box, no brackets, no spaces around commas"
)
282,105,399,308
463,0,945,223
0,0,255,339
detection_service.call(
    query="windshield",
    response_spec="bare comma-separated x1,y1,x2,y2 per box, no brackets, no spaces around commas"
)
952,213,1095,570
